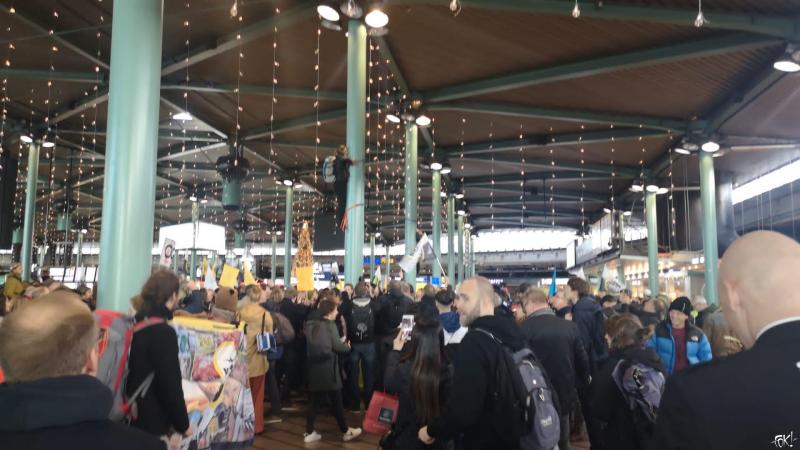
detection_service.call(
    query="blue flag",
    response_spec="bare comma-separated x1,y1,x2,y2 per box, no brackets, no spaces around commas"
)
548,269,557,297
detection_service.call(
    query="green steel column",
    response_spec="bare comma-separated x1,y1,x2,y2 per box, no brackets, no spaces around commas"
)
98,0,163,312
270,234,277,284
283,186,293,287
699,151,720,306
20,143,40,281
447,196,455,285
404,122,419,285
645,190,659,296
457,216,465,284
190,201,199,279
344,19,366,284
76,231,84,269
369,234,376,280
431,170,442,280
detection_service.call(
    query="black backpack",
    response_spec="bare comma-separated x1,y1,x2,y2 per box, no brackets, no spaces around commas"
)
350,302,374,343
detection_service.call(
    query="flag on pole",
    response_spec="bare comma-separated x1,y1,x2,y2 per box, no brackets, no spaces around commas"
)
243,261,257,286
372,266,382,284
205,266,218,291
548,269,558,297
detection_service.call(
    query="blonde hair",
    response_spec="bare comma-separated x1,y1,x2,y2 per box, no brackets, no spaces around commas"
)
270,287,284,303
248,285,263,303
522,288,548,308
0,291,97,382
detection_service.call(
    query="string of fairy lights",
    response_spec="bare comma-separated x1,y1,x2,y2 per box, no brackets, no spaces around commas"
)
268,8,280,234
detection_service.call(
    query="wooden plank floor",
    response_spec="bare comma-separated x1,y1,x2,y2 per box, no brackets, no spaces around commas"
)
250,398,590,450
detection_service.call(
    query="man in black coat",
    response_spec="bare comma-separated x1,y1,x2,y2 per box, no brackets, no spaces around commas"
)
419,277,528,450
519,288,591,450
0,292,164,450
654,231,800,450
374,280,413,389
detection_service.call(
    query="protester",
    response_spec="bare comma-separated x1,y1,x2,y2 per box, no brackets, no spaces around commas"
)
435,289,467,361
239,302,271,434
384,317,452,450
645,297,711,376
419,276,527,450
280,287,309,403
551,294,573,320
636,298,662,328
211,287,238,323
601,294,619,319
333,144,353,229
304,299,362,443
375,280,413,389
238,284,263,310
417,284,439,319
566,277,608,371
127,270,190,441
654,231,800,450
75,284,95,311
617,289,634,315
519,288,591,450
3,263,26,299
0,292,164,450
590,314,665,450
344,281,378,412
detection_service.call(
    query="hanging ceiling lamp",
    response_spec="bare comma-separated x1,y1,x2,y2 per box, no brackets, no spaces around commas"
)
774,45,800,73
365,7,389,28
317,3,340,21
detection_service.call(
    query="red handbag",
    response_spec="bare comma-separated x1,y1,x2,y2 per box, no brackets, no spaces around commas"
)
363,391,399,435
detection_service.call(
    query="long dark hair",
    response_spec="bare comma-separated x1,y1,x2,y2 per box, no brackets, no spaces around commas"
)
404,318,447,422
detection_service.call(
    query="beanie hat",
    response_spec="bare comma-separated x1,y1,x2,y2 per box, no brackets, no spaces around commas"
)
669,296,693,316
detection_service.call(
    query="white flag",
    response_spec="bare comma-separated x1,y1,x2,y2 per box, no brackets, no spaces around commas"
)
204,265,218,291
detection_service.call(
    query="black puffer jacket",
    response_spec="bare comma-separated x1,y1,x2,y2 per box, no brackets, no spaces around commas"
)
0,375,164,450
572,295,609,371
127,305,189,437
384,349,453,450
427,315,526,450
589,345,665,450
376,291,413,336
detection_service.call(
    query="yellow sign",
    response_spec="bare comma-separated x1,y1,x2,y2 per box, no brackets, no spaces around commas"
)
296,266,314,291
219,264,240,288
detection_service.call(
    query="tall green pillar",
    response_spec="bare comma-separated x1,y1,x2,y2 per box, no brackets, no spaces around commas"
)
431,170,442,280
645,190,659,296
369,233,376,280
98,0,163,312
344,19,366,284
283,186,293,287
190,201,199,279
270,233,277,283
699,152,720,305
447,196,455,286
20,142,40,281
457,216,465,284
404,122,419,285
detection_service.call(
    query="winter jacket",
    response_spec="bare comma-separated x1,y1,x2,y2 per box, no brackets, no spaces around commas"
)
240,303,271,378
427,315,526,450
519,308,591,414
699,306,743,358
376,291,413,337
345,296,378,343
589,345,665,450
180,289,206,314
636,310,662,329
0,375,164,450
280,298,310,338
645,321,712,375
572,295,609,371
127,305,190,436
384,349,453,450
305,309,350,392
3,273,25,299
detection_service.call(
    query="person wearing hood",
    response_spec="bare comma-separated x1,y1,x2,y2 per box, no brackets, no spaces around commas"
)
0,291,163,450
344,282,379,412
435,289,467,361
3,262,27,300
418,277,528,450
590,314,665,450
646,297,712,376
519,288,591,450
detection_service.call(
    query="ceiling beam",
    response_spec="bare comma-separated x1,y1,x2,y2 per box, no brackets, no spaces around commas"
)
242,108,347,141
0,68,104,83
0,5,110,70
161,81,346,102
429,0,800,39
456,154,642,177
464,185,609,202
160,1,316,76
428,101,694,132
157,142,228,162
160,97,228,139
51,89,109,125
424,33,780,103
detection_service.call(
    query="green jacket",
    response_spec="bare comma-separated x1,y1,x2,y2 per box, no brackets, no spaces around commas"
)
3,273,25,299
305,316,350,392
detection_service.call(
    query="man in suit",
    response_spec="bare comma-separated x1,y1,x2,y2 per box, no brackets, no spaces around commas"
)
654,231,800,450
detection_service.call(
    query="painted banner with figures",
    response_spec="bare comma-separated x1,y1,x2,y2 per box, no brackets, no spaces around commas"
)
172,317,255,450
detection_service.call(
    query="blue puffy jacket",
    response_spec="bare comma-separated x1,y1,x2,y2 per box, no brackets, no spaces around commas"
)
645,320,712,375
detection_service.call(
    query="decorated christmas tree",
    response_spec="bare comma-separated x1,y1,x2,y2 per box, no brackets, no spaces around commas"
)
294,221,314,291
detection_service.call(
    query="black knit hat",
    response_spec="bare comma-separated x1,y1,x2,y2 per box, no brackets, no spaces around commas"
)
669,296,693,316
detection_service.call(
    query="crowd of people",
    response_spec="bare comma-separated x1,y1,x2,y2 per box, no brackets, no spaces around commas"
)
0,230,799,450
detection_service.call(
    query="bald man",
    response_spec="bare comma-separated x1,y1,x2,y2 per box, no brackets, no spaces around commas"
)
0,292,164,450
419,277,528,450
653,231,800,450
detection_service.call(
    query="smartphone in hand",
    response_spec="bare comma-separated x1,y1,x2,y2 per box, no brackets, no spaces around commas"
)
400,314,414,341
